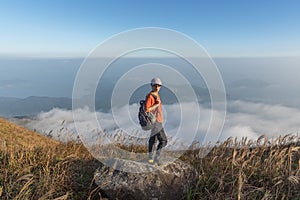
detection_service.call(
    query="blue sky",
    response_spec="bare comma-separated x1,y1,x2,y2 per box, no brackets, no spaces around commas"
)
1,0,300,57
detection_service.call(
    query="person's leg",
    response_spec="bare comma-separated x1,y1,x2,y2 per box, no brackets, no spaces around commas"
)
148,134,157,160
154,128,167,162
148,122,160,160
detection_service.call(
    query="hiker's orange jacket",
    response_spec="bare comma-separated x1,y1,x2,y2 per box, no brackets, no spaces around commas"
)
145,92,163,123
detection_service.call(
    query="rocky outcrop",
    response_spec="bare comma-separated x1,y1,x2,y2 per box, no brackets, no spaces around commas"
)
94,158,198,200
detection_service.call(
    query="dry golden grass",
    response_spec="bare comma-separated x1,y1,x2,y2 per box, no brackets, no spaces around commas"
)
183,135,300,200
0,118,101,200
0,117,299,199
0,118,59,150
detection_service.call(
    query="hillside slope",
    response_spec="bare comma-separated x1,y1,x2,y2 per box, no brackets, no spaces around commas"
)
0,118,298,199
0,117,59,149
0,117,101,199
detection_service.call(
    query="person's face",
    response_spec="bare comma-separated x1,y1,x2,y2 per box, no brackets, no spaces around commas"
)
151,84,161,92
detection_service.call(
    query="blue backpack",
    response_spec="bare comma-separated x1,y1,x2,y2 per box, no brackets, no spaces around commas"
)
138,93,157,130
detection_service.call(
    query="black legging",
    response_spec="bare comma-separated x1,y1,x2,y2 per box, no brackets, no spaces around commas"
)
148,123,167,160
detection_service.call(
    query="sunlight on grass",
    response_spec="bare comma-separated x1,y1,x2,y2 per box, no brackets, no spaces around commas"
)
0,118,299,199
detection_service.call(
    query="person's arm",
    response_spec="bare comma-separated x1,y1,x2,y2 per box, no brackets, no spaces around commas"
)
146,102,160,112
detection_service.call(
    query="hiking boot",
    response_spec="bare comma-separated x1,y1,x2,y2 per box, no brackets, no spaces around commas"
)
148,159,154,164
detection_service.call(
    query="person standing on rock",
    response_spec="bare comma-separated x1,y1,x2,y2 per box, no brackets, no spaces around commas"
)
145,77,167,164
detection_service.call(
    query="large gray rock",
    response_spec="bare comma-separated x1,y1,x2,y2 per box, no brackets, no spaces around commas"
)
94,158,198,200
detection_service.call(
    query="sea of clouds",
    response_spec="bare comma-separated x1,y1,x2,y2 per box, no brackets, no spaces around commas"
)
15,100,300,149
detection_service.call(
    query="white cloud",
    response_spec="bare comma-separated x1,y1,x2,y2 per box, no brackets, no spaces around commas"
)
225,101,300,139
16,101,300,147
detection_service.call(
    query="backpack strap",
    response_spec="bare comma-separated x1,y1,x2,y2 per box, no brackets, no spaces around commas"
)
150,92,157,101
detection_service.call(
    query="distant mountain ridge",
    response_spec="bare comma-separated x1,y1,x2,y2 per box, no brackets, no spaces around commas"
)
0,85,226,117
0,96,72,117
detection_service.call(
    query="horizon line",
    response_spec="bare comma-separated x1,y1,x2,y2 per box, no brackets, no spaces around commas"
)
0,54,299,59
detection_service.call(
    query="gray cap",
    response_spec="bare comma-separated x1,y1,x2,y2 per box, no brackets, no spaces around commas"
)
151,77,162,86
